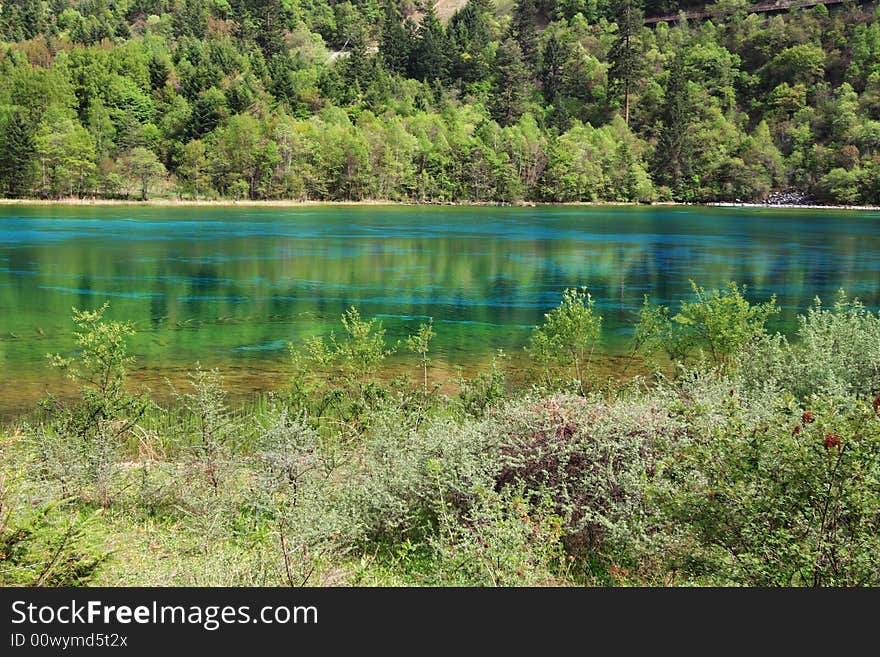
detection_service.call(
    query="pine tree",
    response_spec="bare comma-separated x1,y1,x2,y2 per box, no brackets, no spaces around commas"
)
492,38,532,126
540,30,567,103
380,5,411,76
654,56,692,195
608,0,645,125
0,110,34,197
448,0,493,83
20,0,44,40
251,0,285,56
409,7,449,83
511,0,539,68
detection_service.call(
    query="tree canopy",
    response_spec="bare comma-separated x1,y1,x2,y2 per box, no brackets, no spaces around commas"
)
0,1,877,204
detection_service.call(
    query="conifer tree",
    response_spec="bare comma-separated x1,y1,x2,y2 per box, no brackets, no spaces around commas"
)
0,110,34,197
608,0,645,125
511,0,539,68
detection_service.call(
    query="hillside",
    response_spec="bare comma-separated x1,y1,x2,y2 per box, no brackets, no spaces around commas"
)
1,0,880,204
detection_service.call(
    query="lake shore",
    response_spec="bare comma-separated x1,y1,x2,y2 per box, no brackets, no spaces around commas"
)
709,201,880,211
2,196,880,210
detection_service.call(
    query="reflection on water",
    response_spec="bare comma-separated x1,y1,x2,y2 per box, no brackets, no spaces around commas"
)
1,204,879,417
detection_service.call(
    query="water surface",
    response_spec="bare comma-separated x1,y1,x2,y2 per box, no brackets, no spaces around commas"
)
1,204,878,416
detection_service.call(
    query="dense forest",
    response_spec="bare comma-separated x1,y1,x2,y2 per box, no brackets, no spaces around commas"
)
2,0,880,203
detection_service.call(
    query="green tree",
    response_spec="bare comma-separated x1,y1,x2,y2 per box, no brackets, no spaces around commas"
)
528,287,603,395
409,7,449,83
380,4,410,76
0,109,34,197
119,147,166,200
511,0,539,68
208,114,280,199
179,139,209,198
654,56,692,196
608,0,645,126
33,111,96,198
492,38,532,126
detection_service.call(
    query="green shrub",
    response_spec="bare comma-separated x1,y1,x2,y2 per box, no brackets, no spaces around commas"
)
489,394,681,567
429,483,568,586
635,281,778,371
0,465,105,586
738,291,880,401
406,319,436,397
456,350,509,418
654,395,880,586
528,287,602,394
342,411,500,545
288,306,395,434
172,366,241,495
32,304,148,506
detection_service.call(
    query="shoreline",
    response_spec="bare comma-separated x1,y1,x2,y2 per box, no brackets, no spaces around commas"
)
2,197,880,210
709,201,880,211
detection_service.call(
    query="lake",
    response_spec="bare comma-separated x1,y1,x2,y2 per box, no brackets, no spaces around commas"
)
1,203,879,417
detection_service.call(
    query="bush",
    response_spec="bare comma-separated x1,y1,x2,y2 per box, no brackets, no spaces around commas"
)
489,394,683,567
429,484,568,586
32,304,148,506
528,287,602,394
342,411,500,545
287,306,395,434
456,350,509,418
738,291,880,401
172,366,241,495
654,395,880,586
635,281,778,371
0,465,105,586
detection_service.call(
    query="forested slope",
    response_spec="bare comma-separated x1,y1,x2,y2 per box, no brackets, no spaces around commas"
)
1,0,880,204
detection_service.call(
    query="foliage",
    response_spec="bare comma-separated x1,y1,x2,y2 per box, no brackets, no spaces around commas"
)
0,1,876,202
654,395,880,586
738,291,880,401
35,304,148,506
490,394,676,567
457,350,509,418
635,281,778,370
0,444,106,586
6,284,880,587
172,366,239,495
528,287,602,394
405,319,436,396
288,306,394,433
429,485,568,586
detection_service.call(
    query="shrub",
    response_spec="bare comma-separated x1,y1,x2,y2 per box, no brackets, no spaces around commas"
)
429,483,568,586
172,366,240,495
456,350,508,418
406,319,436,396
489,394,682,566
528,287,602,395
655,395,880,586
342,411,501,545
33,303,148,506
738,291,880,401
635,281,778,371
0,465,105,586
288,306,395,434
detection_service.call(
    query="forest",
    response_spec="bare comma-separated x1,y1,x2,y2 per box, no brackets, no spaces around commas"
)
2,0,880,204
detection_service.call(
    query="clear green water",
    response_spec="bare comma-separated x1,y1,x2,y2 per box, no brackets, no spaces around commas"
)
1,204,879,416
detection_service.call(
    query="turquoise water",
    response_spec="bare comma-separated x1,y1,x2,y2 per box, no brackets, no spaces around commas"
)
1,204,879,415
